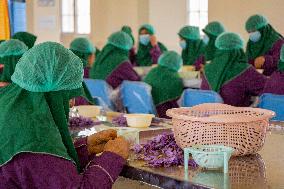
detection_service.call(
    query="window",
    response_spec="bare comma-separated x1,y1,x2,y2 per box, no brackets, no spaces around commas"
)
61,0,90,34
187,0,208,34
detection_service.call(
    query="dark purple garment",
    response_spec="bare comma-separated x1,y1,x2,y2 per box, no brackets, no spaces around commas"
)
201,67,267,107
75,96,90,106
194,55,206,71
150,45,162,64
84,67,90,78
0,137,125,189
0,64,3,75
249,39,284,76
262,71,284,95
106,61,140,89
129,47,136,65
156,99,179,118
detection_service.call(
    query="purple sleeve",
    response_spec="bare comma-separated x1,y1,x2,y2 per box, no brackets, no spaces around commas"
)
82,152,125,188
106,61,141,89
75,96,91,106
243,67,267,96
150,45,162,64
194,55,205,71
83,67,90,78
200,75,210,90
0,152,125,189
129,47,136,66
248,59,254,66
74,137,90,169
262,39,284,76
156,99,179,119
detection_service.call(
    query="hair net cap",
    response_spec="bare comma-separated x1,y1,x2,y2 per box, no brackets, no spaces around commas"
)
11,42,83,92
70,37,96,54
178,26,200,41
158,51,183,72
0,39,28,57
107,31,133,50
203,21,225,36
215,32,244,50
245,14,268,32
121,25,132,35
12,31,37,49
139,24,155,35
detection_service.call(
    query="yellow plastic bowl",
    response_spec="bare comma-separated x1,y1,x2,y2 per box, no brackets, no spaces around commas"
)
75,105,101,118
182,65,196,72
124,114,155,128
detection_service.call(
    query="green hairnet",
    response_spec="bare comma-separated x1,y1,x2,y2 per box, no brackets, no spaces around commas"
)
107,31,133,51
245,14,269,32
0,39,28,57
121,25,132,35
215,32,244,50
11,42,83,92
12,31,37,49
70,37,96,54
121,25,135,44
139,24,155,35
158,51,182,72
178,26,200,41
203,21,225,36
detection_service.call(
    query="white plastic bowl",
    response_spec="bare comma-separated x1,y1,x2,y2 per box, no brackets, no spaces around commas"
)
124,114,155,128
75,105,101,118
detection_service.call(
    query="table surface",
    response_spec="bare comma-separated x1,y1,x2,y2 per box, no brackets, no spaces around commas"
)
70,118,284,189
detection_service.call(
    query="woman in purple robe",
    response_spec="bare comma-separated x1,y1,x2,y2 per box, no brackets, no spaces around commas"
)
90,31,140,89
262,44,284,95
0,42,129,189
201,32,267,107
245,14,284,76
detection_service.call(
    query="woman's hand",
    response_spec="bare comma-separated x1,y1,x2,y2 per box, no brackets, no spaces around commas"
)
104,137,130,159
150,35,158,47
254,56,265,69
87,129,117,155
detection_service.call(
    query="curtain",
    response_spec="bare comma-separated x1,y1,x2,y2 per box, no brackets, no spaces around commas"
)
0,0,11,40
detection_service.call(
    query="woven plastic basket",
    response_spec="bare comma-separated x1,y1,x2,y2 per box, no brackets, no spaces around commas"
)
166,103,275,156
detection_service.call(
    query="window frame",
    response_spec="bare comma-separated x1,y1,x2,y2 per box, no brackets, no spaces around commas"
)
61,0,91,34
187,0,208,35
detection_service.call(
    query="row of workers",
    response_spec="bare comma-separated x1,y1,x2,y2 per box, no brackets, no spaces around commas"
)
1,14,284,117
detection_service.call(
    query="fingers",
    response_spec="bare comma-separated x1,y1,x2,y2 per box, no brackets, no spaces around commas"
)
104,137,130,159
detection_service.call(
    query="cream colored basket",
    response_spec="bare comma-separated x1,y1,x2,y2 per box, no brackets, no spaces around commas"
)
166,103,275,156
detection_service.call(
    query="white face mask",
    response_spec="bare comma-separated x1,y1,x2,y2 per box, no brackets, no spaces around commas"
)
179,40,187,49
249,31,261,42
139,34,150,45
203,35,209,45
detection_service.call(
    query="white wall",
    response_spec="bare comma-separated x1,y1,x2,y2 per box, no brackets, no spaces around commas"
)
26,0,187,51
26,0,61,43
209,0,284,42
148,0,187,51
26,0,284,50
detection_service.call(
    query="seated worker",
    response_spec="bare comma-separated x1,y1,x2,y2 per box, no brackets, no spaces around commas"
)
262,44,284,95
178,25,205,70
90,31,140,89
136,24,167,66
144,51,184,118
201,32,267,107
0,42,129,189
245,14,284,76
0,39,28,88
